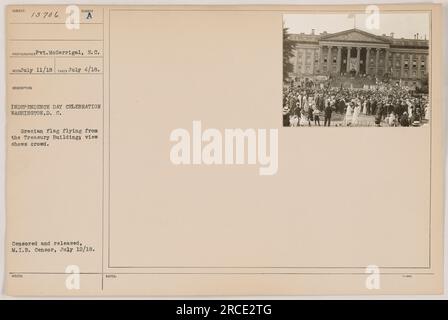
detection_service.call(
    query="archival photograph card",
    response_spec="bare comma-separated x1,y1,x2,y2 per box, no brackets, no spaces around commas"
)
5,4,444,296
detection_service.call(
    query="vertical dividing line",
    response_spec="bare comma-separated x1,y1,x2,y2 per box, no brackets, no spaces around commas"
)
101,7,105,291
108,9,111,270
428,10,432,269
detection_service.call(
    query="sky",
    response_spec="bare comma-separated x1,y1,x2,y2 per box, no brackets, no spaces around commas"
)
283,12,430,40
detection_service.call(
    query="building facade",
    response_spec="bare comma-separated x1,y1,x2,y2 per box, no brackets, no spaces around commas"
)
288,28,429,88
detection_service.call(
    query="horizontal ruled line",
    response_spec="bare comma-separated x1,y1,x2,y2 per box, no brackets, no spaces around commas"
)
9,73,103,75
9,271,436,275
9,39,103,41
9,22,103,25
9,56,103,58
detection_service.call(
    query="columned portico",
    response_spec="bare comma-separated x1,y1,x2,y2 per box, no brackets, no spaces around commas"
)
319,44,389,77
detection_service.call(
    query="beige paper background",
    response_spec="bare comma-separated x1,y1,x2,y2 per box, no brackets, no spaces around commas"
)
5,4,444,296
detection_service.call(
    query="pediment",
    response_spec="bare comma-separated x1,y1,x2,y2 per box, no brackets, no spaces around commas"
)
321,29,389,44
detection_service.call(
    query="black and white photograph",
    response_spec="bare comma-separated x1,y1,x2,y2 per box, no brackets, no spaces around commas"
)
283,12,430,127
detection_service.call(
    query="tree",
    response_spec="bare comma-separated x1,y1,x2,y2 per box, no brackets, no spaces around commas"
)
283,27,296,82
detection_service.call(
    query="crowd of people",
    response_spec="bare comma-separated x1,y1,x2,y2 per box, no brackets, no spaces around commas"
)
283,80,430,127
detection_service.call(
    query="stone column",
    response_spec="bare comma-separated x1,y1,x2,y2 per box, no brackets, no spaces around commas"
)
310,49,315,74
409,53,417,78
417,54,421,78
301,49,306,74
400,53,405,78
316,46,320,73
384,49,389,74
391,53,396,77
375,48,380,75
327,46,332,74
346,47,351,73
356,47,361,74
336,46,342,73
365,48,370,75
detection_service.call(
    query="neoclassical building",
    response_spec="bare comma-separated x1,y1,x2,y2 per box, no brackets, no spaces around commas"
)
288,28,429,88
